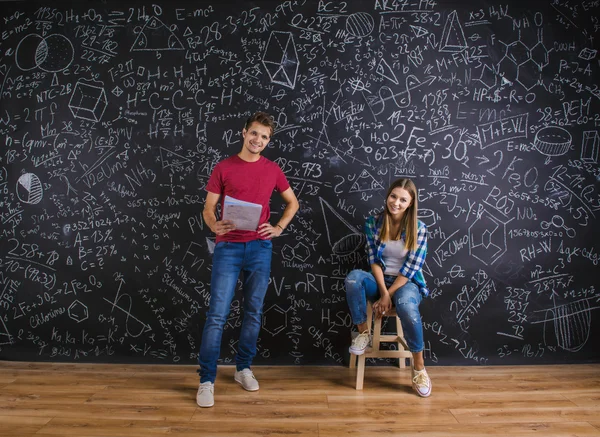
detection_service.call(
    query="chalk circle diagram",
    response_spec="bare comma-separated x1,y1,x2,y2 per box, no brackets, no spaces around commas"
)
319,197,365,256
345,12,374,38
15,33,74,72
533,126,572,157
131,16,184,51
16,173,43,204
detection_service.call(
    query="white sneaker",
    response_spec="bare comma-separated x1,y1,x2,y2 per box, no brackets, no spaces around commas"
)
412,368,432,397
349,330,371,355
234,368,259,391
196,381,214,407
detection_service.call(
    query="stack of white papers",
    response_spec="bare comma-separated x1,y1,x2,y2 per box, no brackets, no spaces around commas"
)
222,196,262,231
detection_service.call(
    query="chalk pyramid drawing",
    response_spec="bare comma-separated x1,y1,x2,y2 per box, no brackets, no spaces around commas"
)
410,25,429,38
319,197,365,256
159,147,192,170
262,31,299,89
131,16,184,51
349,169,384,193
376,58,399,84
439,10,467,53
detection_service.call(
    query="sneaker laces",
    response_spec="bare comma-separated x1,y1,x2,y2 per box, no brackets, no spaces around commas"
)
413,370,430,389
239,369,255,379
353,331,370,348
199,382,213,393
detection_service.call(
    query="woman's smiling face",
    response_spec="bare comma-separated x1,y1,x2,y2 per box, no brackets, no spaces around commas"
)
386,187,412,218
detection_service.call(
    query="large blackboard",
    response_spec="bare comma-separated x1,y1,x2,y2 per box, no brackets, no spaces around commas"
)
0,0,599,366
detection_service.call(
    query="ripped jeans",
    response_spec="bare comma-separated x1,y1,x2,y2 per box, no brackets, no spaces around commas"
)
344,269,424,353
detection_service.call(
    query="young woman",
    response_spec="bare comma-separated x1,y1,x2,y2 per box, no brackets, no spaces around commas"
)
345,178,431,397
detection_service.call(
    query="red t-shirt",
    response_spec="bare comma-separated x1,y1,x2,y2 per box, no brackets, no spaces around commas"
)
206,155,290,243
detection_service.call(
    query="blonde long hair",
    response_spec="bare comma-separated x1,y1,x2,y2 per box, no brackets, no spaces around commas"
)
379,178,418,251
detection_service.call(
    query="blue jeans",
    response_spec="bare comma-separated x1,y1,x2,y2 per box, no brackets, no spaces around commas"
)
344,269,424,353
198,240,272,383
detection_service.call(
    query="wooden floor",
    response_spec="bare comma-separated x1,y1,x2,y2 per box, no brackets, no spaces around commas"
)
0,361,599,436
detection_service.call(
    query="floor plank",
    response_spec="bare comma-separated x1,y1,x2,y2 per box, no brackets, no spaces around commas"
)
0,361,598,436
318,422,600,436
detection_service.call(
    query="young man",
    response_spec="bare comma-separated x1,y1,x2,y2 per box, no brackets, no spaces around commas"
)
196,111,299,408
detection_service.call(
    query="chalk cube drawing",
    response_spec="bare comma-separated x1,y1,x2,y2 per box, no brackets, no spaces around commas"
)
581,131,599,163
578,47,597,61
68,80,108,122
262,31,299,89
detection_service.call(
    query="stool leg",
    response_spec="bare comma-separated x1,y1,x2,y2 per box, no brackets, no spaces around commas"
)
356,354,366,390
372,316,382,352
396,315,405,368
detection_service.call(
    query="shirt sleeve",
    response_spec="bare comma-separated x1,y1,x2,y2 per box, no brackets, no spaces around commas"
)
205,162,223,195
275,165,290,193
364,216,379,266
399,222,427,279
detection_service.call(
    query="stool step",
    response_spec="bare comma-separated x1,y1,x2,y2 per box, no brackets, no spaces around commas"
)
351,301,414,389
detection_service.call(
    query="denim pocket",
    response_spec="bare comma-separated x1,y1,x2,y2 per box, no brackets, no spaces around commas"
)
259,239,273,249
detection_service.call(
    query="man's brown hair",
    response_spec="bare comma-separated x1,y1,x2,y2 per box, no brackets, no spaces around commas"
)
245,112,276,137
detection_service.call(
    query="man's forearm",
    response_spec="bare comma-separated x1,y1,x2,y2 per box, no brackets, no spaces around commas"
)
203,209,218,233
275,203,298,229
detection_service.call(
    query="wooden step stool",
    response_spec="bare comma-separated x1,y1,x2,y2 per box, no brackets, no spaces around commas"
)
349,301,413,390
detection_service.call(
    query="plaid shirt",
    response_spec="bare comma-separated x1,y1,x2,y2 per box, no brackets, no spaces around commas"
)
364,214,429,297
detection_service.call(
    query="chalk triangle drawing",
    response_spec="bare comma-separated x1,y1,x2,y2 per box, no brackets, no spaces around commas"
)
131,16,184,51
159,147,192,170
375,58,399,85
0,316,12,346
439,10,467,53
349,169,384,193
319,197,365,256
410,25,429,38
